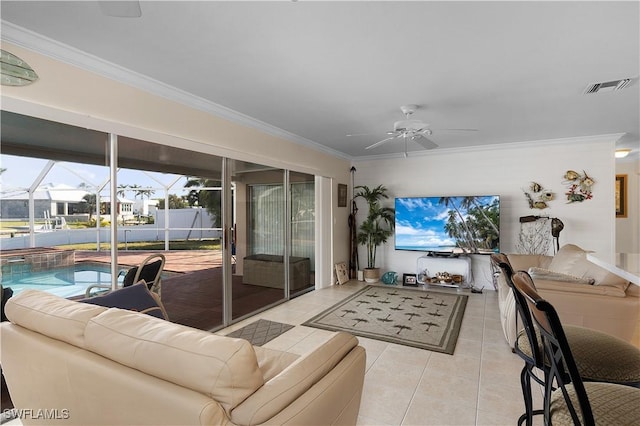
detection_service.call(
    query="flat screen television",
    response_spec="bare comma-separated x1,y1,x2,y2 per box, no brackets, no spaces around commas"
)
395,195,500,254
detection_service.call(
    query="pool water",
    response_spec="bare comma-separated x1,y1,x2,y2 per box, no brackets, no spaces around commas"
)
1,263,126,298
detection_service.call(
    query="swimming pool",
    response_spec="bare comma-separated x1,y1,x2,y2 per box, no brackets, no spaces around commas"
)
1,263,127,298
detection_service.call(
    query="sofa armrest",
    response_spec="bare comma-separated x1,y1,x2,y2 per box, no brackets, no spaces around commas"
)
230,332,362,425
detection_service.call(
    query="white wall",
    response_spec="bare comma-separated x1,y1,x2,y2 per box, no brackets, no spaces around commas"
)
616,157,640,253
353,135,620,290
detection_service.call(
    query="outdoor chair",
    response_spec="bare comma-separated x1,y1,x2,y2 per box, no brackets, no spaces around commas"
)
511,271,640,425
490,254,640,426
85,254,165,298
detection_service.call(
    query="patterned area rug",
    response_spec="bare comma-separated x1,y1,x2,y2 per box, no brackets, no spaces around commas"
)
227,319,294,346
303,285,468,354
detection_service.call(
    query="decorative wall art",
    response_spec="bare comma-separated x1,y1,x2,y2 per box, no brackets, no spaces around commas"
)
523,181,554,209
563,170,594,203
337,183,348,207
334,262,349,284
616,174,627,218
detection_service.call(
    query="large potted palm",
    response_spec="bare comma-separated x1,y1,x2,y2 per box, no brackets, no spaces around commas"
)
355,185,395,283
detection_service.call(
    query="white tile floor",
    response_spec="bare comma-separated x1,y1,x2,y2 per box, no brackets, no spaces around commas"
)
5,281,543,426
219,281,544,426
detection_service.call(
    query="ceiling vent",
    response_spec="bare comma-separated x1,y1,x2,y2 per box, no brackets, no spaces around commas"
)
583,78,632,94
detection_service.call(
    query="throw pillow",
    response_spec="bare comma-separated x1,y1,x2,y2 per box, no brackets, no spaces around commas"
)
548,244,589,275
528,267,595,285
81,282,168,319
548,244,630,290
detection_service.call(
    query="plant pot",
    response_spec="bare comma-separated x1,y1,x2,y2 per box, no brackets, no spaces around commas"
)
363,268,381,283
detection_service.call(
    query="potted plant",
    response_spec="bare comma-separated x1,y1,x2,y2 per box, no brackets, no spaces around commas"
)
355,184,395,282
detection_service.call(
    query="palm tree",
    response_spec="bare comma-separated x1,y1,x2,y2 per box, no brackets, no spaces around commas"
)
439,197,477,252
461,196,499,235
355,185,395,270
184,177,221,227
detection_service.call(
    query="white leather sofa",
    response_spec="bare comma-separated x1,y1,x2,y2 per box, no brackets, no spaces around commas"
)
1,290,366,425
496,244,640,348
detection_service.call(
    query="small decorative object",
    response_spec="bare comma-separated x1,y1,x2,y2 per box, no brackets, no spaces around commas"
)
381,271,398,285
434,271,453,283
417,269,430,284
563,170,594,203
523,181,554,209
334,262,349,285
403,273,418,286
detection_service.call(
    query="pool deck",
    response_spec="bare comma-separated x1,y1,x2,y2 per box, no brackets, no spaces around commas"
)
74,250,223,273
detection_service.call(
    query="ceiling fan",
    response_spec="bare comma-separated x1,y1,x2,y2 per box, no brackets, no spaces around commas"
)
365,105,477,156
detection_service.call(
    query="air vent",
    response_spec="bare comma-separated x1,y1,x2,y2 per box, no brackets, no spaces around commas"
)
584,78,632,94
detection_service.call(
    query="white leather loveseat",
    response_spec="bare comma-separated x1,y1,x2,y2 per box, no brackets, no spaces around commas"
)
1,290,366,425
496,244,640,348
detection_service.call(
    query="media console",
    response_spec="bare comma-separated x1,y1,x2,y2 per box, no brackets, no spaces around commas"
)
416,254,473,288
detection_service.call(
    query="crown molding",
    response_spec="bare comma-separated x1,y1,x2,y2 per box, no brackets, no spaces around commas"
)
352,133,625,161
1,21,352,162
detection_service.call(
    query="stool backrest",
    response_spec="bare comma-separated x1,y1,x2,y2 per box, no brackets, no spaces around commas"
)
511,271,594,426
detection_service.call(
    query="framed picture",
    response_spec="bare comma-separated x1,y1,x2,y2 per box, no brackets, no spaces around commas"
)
403,273,418,287
616,174,627,218
334,262,349,285
337,183,348,207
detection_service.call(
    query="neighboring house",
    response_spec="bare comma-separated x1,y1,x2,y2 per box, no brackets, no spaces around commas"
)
99,196,135,223
0,183,88,219
133,198,158,217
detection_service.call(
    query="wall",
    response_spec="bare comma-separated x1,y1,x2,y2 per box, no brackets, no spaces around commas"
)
353,136,619,289
0,42,351,287
615,158,640,253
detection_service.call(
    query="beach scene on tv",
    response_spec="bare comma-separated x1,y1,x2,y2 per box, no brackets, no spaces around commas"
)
395,195,500,254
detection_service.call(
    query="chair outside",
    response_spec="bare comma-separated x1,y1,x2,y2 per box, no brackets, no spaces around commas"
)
512,271,640,426
85,254,165,298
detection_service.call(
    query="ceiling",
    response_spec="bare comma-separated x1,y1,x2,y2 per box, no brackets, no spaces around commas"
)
1,1,638,160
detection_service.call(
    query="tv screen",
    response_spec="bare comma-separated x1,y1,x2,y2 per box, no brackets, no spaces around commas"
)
395,195,500,254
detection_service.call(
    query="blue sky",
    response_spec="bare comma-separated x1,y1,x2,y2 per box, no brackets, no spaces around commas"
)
0,154,191,199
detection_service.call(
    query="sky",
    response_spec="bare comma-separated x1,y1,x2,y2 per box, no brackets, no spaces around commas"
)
0,154,192,199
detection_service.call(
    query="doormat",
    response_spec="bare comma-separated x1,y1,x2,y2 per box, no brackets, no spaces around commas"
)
227,319,294,346
302,285,468,354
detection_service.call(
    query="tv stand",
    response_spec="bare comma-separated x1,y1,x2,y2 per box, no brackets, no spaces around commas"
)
416,254,473,288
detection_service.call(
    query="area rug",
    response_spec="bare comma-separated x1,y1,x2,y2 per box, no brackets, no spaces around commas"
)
303,285,468,354
227,319,294,346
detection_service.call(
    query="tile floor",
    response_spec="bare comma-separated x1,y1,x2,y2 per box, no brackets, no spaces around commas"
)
218,280,544,426
5,280,543,426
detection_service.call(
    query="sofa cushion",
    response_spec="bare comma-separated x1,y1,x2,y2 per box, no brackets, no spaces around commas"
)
549,244,630,291
81,282,168,319
4,289,107,348
84,308,264,413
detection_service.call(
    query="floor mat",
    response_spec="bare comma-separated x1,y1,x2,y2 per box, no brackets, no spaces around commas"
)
227,319,294,346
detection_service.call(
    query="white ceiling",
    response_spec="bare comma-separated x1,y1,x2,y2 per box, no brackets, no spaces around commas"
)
1,1,639,160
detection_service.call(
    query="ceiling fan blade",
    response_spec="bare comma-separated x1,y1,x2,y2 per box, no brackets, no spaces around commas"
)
412,135,439,150
365,136,397,150
346,132,374,137
433,128,479,132
99,1,142,18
